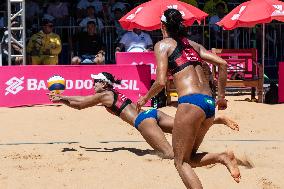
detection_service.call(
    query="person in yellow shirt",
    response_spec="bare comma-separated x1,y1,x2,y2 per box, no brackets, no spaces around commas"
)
180,0,198,7
203,0,228,16
27,19,62,65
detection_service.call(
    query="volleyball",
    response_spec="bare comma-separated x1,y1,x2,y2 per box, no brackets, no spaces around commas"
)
47,75,66,94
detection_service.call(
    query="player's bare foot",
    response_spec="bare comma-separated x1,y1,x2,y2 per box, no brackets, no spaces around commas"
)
214,116,239,131
227,119,240,131
220,151,241,183
225,119,239,131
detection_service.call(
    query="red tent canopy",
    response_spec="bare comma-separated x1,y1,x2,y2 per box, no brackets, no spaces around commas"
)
217,0,284,30
119,0,208,31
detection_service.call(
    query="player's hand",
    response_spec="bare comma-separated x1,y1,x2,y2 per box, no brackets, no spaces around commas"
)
216,98,227,110
136,96,147,112
47,91,62,102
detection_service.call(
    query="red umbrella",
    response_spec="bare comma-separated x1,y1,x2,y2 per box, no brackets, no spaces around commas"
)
216,0,284,102
119,0,208,31
217,0,284,30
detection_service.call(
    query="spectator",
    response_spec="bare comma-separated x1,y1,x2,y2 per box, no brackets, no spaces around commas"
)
25,1,41,29
27,19,62,65
25,1,41,22
1,22,23,65
209,2,226,32
209,2,227,47
79,6,104,32
203,0,228,16
71,21,105,65
112,8,127,43
47,0,69,25
77,0,104,22
115,28,153,52
107,0,129,22
180,0,198,7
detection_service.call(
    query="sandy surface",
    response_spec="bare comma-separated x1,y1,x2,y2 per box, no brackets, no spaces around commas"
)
0,96,283,189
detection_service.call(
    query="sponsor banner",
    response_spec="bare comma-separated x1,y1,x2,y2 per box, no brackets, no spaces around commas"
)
116,52,157,80
0,65,151,107
279,62,284,103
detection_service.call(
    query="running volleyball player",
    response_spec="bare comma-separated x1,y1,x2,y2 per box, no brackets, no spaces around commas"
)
136,8,240,189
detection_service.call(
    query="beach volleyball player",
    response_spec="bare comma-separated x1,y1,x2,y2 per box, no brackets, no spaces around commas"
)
136,8,240,189
48,72,238,159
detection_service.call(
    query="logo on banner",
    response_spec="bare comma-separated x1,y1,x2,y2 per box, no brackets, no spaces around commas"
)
231,6,246,20
272,5,284,16
5,76,25,95
4,77,140,95
126,7,143,20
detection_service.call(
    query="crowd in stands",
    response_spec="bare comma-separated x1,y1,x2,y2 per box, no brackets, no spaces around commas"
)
0,0,283,70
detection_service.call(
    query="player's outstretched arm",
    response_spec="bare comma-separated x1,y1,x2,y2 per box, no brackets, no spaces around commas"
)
48,92,106,110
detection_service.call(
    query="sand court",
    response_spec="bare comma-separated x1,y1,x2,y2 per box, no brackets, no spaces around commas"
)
0,96,283,189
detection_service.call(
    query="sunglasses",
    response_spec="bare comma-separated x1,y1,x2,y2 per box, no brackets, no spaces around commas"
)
46,24,54,28
93,79,105,86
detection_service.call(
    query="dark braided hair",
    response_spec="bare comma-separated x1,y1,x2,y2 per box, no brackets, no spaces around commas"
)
162,9,188,41
101,72,121,88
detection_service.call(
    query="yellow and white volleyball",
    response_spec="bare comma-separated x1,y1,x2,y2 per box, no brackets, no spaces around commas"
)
47,75,66,94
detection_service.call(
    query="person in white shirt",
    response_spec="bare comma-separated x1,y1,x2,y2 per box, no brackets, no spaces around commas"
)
79,6,104,32
115,29,153,52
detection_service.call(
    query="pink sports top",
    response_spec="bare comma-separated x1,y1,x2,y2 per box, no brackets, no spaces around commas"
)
105,89,132,116
168,37,202,75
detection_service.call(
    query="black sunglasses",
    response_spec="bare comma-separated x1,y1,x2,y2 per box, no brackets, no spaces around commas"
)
93,79,105,86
